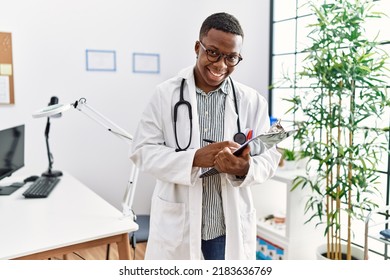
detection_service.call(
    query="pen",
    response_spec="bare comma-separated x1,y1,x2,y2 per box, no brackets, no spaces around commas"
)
203,139,215,143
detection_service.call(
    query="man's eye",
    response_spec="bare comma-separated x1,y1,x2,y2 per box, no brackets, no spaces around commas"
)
207,49,220,57
227,55,239,62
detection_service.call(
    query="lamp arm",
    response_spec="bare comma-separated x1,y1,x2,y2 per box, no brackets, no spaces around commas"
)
74,98,133,145
44,117,53,172
45,118,53,174
74,98,137,219
122,165,140,218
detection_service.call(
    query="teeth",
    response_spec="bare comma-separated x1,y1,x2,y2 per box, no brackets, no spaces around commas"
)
210,70,224,77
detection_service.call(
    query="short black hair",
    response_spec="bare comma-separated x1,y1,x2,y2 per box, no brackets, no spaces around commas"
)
199,12,244,40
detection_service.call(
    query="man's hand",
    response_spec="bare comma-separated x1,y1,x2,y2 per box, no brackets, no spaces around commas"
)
193,141,250,177
193,141,239,168
214,145,250,177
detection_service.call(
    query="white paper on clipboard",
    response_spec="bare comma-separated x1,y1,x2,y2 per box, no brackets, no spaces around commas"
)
199,129,298,178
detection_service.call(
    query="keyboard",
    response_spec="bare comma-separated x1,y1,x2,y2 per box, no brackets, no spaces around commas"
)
23,176,60,198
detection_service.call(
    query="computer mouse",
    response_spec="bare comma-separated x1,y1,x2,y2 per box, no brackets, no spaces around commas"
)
24,175,39,183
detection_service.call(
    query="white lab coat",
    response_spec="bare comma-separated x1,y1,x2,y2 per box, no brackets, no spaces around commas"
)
130,66,281,260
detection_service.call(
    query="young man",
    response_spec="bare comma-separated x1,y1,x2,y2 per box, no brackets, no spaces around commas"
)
130,12,280,260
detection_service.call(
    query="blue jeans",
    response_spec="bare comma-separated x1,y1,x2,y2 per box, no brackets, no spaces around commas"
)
201,235,226,260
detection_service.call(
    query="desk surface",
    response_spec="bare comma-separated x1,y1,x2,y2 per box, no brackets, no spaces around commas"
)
0,169,138,260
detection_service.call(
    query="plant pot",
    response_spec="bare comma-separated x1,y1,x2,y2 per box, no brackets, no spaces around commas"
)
296,157,309,169
316,244,364,260
283,160,297,170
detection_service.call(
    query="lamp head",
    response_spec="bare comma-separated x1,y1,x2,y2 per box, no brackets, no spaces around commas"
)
32,103,73,118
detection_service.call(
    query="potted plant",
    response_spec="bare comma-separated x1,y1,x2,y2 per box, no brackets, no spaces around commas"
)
285,0,389,260
280,148,298,170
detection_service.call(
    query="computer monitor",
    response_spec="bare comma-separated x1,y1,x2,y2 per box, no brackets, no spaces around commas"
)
0,124,25,182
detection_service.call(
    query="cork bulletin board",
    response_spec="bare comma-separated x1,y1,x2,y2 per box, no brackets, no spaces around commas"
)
0,32,15,104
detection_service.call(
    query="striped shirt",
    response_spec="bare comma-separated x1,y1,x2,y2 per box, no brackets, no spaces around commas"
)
196,79,229,240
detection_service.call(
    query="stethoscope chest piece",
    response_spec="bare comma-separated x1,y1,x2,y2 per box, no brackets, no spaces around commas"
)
233,132,247,145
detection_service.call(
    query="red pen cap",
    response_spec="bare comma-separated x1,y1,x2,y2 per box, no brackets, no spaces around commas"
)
246,129,253,140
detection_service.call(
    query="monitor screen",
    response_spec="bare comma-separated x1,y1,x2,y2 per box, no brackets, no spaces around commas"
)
0,124,25,181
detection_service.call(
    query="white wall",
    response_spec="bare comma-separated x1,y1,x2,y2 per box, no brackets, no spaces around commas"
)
0,0,270,214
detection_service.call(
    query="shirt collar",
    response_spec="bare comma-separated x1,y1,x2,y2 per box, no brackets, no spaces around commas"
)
196,78,230,96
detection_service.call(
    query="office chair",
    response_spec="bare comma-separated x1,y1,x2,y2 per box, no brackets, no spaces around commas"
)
130,215,150,256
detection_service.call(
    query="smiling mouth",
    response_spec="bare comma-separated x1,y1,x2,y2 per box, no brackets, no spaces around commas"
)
209,69,225,77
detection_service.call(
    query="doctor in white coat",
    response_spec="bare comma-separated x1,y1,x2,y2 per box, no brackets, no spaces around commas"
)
130,12,280,260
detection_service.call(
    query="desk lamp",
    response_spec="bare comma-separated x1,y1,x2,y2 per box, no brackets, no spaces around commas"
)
42,96,63,178
32,97,139,219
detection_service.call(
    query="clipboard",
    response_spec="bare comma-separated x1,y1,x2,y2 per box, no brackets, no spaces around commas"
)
199,129,298,178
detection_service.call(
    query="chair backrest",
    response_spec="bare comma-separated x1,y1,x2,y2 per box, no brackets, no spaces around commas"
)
133,214,150,243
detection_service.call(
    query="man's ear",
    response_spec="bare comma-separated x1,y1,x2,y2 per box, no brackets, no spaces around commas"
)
194,41,200,57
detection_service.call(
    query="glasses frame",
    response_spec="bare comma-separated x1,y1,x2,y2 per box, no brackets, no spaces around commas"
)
198,41,243,67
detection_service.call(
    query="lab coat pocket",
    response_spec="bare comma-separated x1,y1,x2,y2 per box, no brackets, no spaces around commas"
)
240,209,257,259
152,196,186,248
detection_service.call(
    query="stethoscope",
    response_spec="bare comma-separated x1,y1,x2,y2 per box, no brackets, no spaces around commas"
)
174,77,246,152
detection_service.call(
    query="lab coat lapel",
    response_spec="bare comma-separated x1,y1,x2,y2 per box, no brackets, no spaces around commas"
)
187,74,200,149
224,83,239,141
179,69,203,259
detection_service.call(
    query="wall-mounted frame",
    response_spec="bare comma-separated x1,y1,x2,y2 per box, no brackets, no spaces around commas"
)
86,49,116,72
0,32,15,104
132,52,160,74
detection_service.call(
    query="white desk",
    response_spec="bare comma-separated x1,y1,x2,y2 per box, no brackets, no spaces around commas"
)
0,169,138,260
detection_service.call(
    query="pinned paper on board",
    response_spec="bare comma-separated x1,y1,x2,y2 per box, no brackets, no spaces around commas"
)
0,64,12,76
0,32,15,104
0,76,10,103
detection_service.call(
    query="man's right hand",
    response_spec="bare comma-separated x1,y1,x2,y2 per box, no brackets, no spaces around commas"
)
192,141,240,168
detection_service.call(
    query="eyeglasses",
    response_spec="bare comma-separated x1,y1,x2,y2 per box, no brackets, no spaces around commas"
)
198,41,243,67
